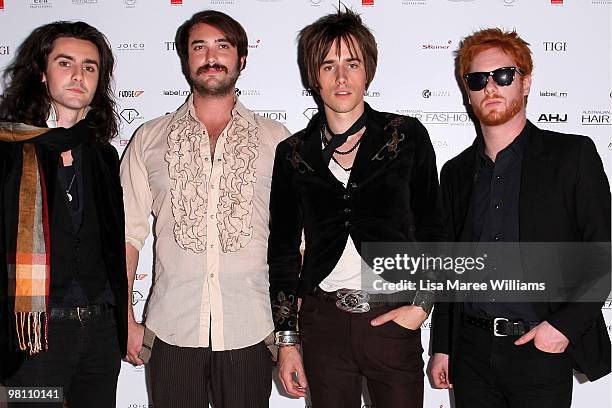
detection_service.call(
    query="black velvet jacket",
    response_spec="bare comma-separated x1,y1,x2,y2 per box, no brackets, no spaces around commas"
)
268,108,445,331
431,121,611,381
0,136,128,375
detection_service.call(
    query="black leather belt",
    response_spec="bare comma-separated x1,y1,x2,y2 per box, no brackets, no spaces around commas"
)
49,304,113,321
464,314,540,337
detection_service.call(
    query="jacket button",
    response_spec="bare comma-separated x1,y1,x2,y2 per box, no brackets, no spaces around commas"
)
342,194,351,200
344,221,352,228
344,208,351,214
349,182,358,189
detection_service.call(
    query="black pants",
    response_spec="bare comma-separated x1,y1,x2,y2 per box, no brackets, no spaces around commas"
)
453,319,573,408
148,338,272,408
300,293,424,408
4,309,121,408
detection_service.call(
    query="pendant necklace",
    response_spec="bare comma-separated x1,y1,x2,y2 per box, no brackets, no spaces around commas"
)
66,173,76,202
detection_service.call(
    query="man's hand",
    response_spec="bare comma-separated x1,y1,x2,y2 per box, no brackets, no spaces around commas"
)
370,305,428,330
278,345,308,398
125,320,145,365
514,321,569,353
429,353,452,389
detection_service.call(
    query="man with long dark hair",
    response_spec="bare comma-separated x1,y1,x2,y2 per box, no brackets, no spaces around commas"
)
0,21,127,407
120,10,289,407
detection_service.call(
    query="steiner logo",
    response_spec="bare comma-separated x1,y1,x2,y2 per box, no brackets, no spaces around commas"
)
537,113,567,123
422,40,452,50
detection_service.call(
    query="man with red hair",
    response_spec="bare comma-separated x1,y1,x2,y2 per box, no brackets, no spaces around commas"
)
429,28,610,407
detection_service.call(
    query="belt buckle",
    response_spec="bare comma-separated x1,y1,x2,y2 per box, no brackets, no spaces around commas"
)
76,306,90,322
493,317,508,337
335,289,371,313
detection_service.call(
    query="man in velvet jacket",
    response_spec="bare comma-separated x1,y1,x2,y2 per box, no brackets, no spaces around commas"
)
0,22,127,407
268,10,444,408
429,28,611,408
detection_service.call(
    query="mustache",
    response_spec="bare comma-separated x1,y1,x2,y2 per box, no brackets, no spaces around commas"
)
196,63,228,75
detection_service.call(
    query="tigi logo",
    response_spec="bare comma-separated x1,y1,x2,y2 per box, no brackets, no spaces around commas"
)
537,113,567,123
543,42,566,51
120,108,144,124
0,45,9,55
164,41,176,51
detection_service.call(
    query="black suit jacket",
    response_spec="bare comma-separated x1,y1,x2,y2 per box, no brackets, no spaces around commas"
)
268,108,445,331
0,137,128,375
431,120,611,381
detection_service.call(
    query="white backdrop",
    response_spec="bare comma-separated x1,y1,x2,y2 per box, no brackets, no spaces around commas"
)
1,1,610,407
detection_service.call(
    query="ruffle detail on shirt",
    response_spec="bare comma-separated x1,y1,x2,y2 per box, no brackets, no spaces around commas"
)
217,115,259,253
165,114,208,253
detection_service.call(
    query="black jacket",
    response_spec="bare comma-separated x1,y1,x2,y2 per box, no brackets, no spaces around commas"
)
0,137,128,376
431,121,611,381
268,108,445,331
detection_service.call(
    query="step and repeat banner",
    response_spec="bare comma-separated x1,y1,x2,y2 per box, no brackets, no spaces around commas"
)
1,0,610,407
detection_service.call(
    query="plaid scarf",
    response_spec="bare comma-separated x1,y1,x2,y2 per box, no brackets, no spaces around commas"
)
0,120,85,354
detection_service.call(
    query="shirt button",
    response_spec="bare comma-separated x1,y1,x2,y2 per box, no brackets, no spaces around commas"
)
204,157,210,161
490,298,496,302
210,243,214,248
344,221,352,228
495,204,500,210
210,274,214,278
210,215,215,219
493,235,500,241
344,208,351,214
496,175,501,180
349,182,358,189
211,185,215,190
342,194,351,200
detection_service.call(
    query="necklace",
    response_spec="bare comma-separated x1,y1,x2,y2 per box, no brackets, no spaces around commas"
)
65,173,76,202
321,128,363,155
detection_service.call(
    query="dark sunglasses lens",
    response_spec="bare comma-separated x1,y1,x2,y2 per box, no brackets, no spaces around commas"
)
466,73,488,91
492,68,515,86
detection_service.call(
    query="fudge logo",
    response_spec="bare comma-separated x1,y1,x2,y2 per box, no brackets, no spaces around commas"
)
117,90,144,98
542,41,567,52
537,113,567,123
120,108,144,124
581,110,610,126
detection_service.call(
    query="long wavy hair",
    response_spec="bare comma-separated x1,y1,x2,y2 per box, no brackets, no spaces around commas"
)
0,21,119,143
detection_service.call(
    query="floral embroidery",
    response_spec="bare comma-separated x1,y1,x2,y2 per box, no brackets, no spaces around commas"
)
373,115,407,161
285,135,314,174
272,291,298,328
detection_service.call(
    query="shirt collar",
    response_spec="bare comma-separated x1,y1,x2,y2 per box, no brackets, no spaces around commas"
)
172,93,258,128
46,105,91,129
476,121,529,163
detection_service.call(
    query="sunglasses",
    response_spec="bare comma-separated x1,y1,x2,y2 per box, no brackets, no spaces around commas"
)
464,66,524,91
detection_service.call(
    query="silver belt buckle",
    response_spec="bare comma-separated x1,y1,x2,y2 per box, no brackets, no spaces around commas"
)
493,317,509,337
335,289,371,313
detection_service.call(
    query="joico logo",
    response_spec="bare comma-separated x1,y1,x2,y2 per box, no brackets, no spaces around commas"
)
164,41,176,51
30,0,52,8
396,109,472,126
581,110,610,126
254,110,287,123
117,90,144,98
539,90,568,98
0,45,9,55
117,43,145,51
120,108,144,124
537,113,567,123
303,107,319,120
542,41,567,52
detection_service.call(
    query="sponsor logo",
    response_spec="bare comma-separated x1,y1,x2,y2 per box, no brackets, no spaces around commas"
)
364,90,382,98
164,41,176,51
551,0,563,4
29,0,52,8
422,40,453,50
581,110,611,126
396,109,472,126
72,0,98,4
301,89,314,97
248,39,262,49
131,290,145,306
0,0,4,9
303,107,318,120
127,404,153,408
592,0,612,4
502,0,518,5
402,0,426,5
170,0,182,4
362,0,374,5
431,139,449,149
113,138,130,148
124,0,137,7
117,42,145,52
135,273,148,281
254,110,287,124
117,90,144,98
608,142,612,150
538,90,568,98
537,113,567,123
0,45,9,55
120,108,144,124
542,41,567,51
422,89,451,98
235,88,261,97
309,0,322,6
162,89,190,97
209,0,236,4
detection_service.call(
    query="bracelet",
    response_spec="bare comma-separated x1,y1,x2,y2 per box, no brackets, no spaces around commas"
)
274,330,301,346
412,290,435,314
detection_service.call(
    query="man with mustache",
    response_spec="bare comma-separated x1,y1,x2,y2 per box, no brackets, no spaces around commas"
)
429,28,611,407
268,10,443,408
0,22,127,407
120,10,290,408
